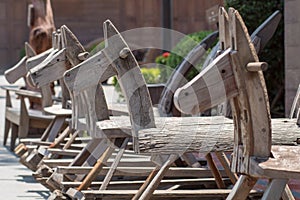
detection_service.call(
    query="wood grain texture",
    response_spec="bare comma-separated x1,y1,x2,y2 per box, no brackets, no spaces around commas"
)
174,49,238,115
4,56,27,84
159,31,218,116
250,145,300,179
290,84,300,120
30,48,66,87
102,20,156,153
138,118,299,154
56,166,229,178
226,175,257,200
261,179,288,200
81,189,260,199
228,7,272,173
26,48,53,70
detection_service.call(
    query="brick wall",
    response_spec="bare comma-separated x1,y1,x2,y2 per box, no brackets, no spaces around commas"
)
285,0,300,116
0,0,223,73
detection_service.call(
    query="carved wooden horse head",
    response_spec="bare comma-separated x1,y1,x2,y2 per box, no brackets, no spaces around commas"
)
28,0,55,54
64,20,155,151
160,10,280,117
28,25,88,112
174,7,271,175
29,25,86,87
4,43,36,84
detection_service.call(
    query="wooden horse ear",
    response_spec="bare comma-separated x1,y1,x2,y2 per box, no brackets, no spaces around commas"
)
25,42,37,57
219,7,230,50
27,4,34,27
61,25,86,66
103,20,117,47
103,19,132,64
103,20,127,49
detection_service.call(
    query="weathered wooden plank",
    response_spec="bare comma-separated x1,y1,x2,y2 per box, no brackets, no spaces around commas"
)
64,50,114,93
261,179,288,200
252,145,300,179
290,84,300,119
26,48,53,70
29,25,86,88
229,7,272,170
29,48,67,87
174,49,238,115
4,56,27,84
100,138,130,190
226,175,257,200
62,177,232,190
56,166,229,178
77,146,115,191
46,148,81,157
103,20,156,152
136,155,178,200
44,105,72,116
80,189,260,199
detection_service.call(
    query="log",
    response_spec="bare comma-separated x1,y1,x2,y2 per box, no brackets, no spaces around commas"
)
138,118,299,154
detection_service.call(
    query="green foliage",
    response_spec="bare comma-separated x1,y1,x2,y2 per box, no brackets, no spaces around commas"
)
167,31,213,68
112,67,164,98
141,68,163,84
155,31,215,81
89,41,105,56
226,0,284,117
19,48,26,58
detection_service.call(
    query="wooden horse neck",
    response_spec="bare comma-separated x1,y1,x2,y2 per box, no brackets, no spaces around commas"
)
227,8,272,174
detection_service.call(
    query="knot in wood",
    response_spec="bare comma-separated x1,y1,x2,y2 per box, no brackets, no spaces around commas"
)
119,47,130,59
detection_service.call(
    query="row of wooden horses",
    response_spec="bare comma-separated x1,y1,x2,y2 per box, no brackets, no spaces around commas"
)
2,7,300,200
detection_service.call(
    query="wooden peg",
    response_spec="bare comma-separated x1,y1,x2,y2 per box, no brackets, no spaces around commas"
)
246,62,268,72
119,47,130,59
78,52,89,61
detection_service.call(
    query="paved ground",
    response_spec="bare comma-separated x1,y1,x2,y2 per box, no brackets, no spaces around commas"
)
0,75,120,199
0,75,51,199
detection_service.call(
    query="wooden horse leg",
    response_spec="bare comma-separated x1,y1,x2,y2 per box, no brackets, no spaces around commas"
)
3,119,10,146
46,116,66,142
10,123,18,151
132,166,160,200
39,119,55,141
181,152,201,167
135,154,178,200
99,138,129,190
62,130,79,150
215,151,238,184
282,185,295,200
49,126,71,148
262,179,289,200
205,153,226,189
226,175,257,200
77,145,115,191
